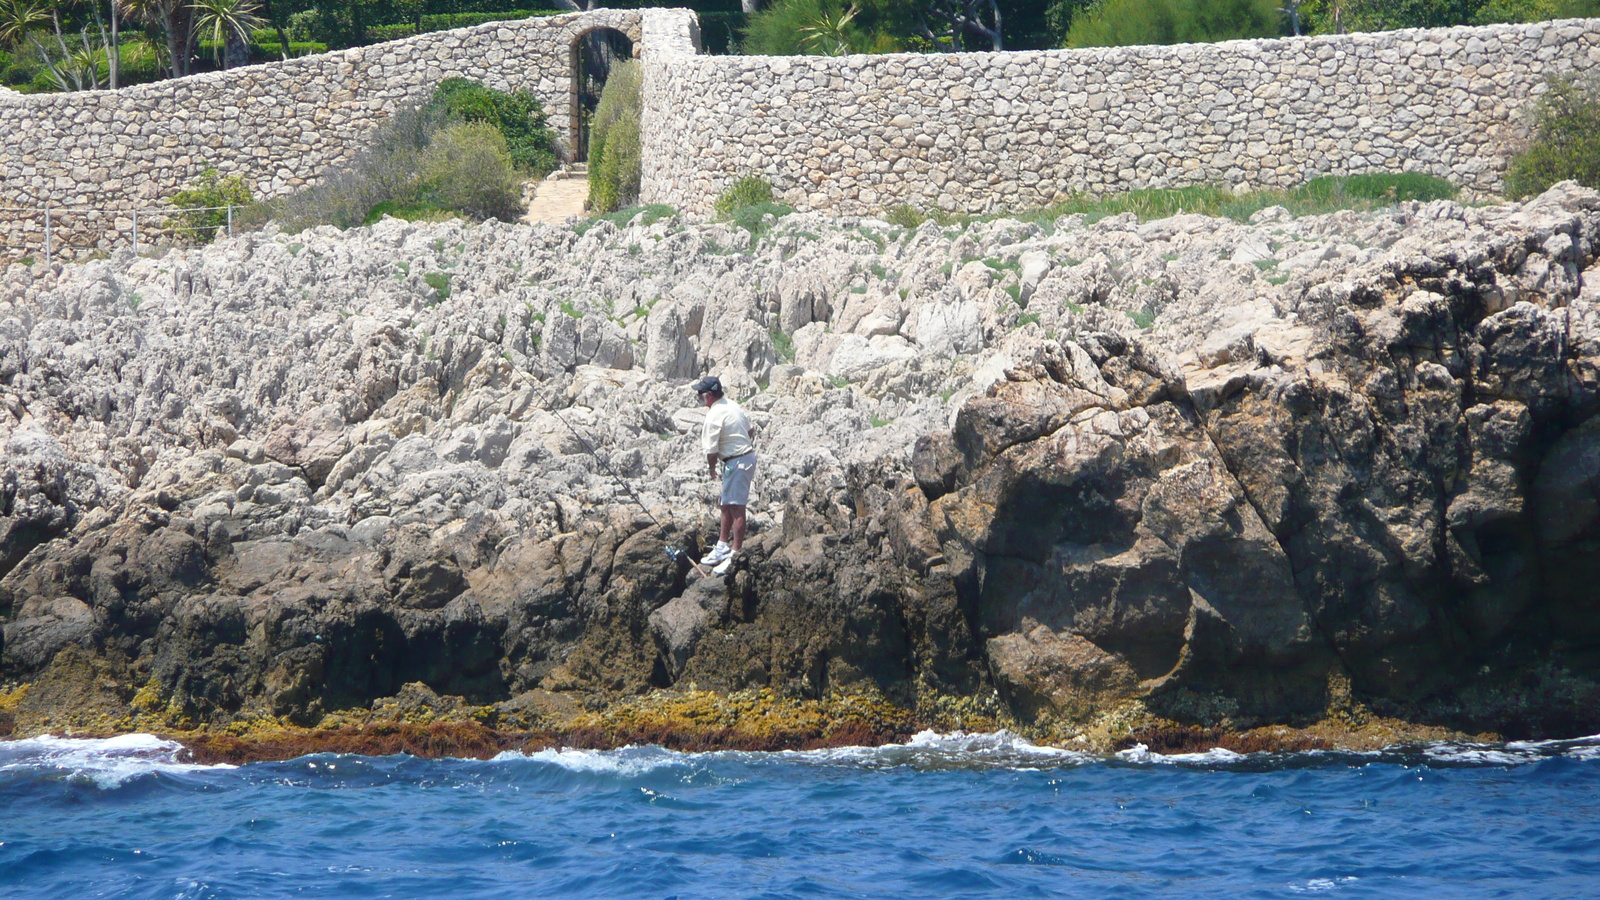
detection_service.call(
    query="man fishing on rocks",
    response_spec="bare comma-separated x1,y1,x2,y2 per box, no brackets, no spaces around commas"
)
693,375,756,576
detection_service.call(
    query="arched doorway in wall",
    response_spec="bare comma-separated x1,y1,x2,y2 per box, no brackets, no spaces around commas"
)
570,27,636,163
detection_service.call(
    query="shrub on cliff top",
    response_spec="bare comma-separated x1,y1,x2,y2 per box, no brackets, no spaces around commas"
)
1504,75,1600,200
418,121,526,221
248,79,543,232
166,169,254,240
431,77,558,177
587,59,643,213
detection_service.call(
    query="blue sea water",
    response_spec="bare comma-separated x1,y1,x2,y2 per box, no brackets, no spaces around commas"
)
1,731,1597,899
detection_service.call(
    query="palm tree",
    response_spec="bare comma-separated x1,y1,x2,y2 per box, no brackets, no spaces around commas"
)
189,0,261,69
798,1,860,55
0,0,52,49
116,0,190,77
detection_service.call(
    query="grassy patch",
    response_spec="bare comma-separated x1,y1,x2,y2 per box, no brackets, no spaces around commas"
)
900,173,1460,230
1130,309,1156,330
883,204,962,228
869,414,893,428
729,201,795,239
1016,311,1039,328
363,200,456,225
771,328,795,363
560,300,584,319
423,272,452,302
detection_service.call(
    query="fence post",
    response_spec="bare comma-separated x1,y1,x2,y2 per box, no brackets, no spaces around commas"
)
132,210,139,255
43,207,51,261
227,205,233,238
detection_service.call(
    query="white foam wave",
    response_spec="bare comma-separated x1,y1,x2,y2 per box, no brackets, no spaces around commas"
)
1420,743,1540,766
1115,743,1247,765
489,744,687,775
764,729,1092,770
490,730,1089,773
0,733,234,788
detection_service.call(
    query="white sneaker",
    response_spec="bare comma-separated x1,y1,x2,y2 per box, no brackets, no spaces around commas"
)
701,542,731,565
713,552,738,576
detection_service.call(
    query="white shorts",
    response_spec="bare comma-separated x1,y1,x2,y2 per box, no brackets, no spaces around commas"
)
721,453,757,507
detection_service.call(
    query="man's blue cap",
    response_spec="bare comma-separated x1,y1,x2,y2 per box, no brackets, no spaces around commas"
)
691,376,722,394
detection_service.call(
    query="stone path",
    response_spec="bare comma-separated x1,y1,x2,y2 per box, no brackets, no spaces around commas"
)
524,169,590,225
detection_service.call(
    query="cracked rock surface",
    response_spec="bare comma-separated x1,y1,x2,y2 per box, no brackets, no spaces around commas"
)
2,183,1599,738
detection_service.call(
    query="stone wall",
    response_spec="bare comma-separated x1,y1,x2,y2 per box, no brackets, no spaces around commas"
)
0,9,699,259
641,19,1600,216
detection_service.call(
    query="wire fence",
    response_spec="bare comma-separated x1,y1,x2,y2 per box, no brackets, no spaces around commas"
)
0,203,246,266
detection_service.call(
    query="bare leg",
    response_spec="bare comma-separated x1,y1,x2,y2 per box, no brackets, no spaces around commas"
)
729,504,747,551
719,504,734,544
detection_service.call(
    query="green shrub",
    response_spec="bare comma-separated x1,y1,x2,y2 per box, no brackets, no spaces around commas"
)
587,59,643,213
167,169,253,239
430,77,558,175
1472,0,1600,23
714,176,776,219
419,121,525,220
1504,75,1600,199
1065,0,1281,47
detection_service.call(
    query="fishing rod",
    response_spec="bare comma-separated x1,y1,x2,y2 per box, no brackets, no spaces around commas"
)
547,404,709,577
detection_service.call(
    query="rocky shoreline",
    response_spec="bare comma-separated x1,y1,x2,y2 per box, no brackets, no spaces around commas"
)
4,184,1599,755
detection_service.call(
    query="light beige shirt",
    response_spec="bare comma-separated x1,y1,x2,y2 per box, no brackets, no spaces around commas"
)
701,396,754,460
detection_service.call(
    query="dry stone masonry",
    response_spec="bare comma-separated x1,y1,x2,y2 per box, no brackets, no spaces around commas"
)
0,9,699,259
642,18,1600,215
2,12,1598,260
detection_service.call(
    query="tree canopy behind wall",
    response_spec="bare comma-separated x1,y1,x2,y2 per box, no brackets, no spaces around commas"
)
1063,0,1280,47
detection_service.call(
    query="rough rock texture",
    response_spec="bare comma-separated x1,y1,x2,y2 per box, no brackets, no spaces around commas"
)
3,183,1600,740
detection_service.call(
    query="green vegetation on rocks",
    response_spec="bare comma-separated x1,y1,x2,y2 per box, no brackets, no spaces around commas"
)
883,173,1459,229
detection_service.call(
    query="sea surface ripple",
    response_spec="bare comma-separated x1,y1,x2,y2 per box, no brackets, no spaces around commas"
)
2,730,1597,899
